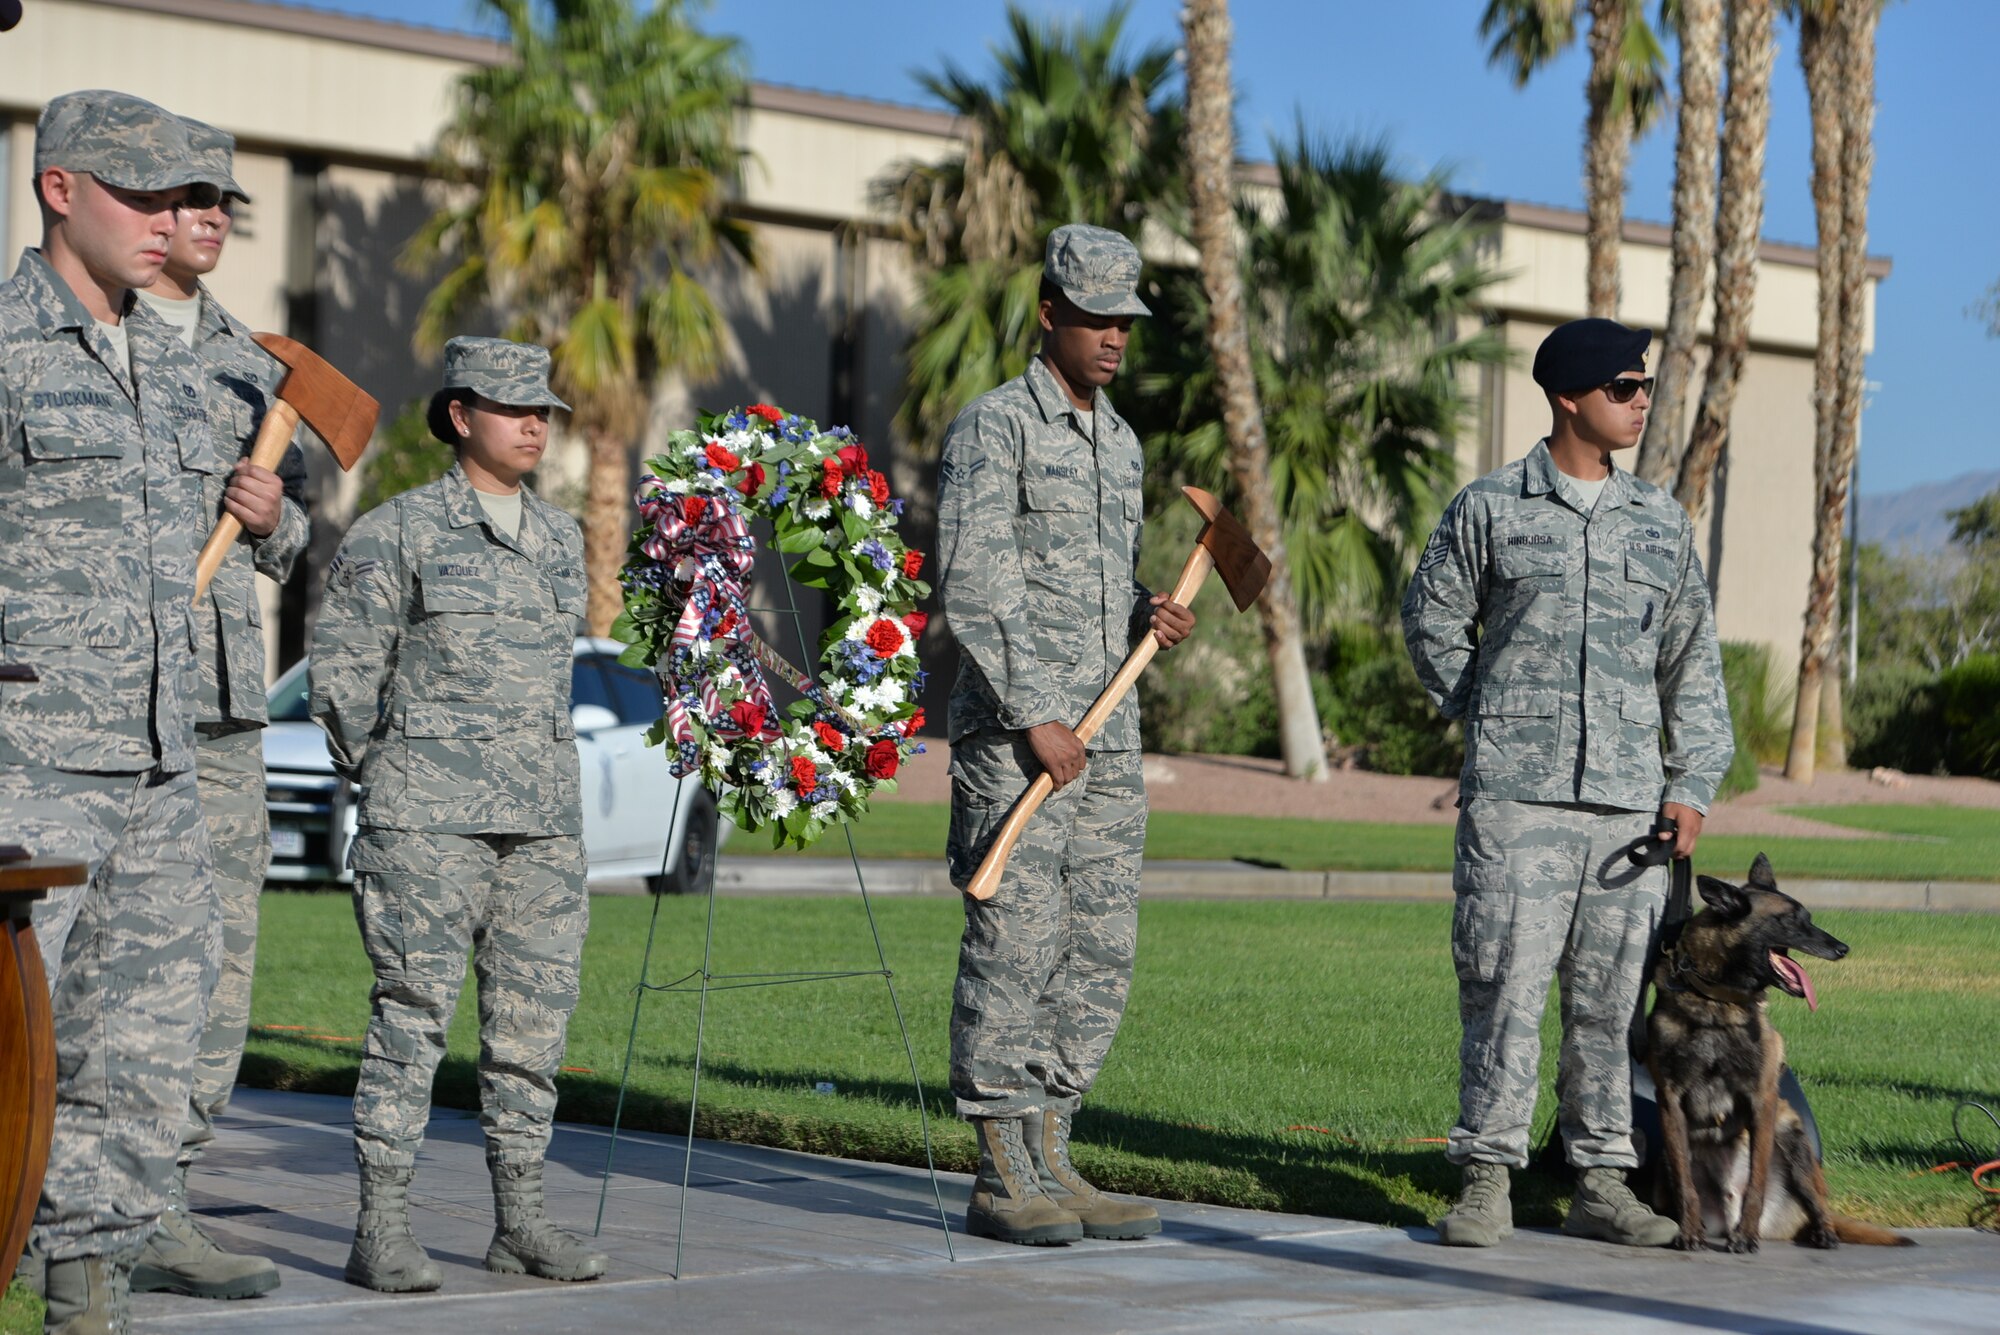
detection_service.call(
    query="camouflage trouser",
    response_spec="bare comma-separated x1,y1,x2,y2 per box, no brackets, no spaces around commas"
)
348,826,587,1170
1448,797,1666,1169
3,764,217,1262
178,727,271,1164
946,731,1146,1120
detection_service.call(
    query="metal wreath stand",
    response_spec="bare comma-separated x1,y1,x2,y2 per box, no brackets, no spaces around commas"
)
589,541,956,1274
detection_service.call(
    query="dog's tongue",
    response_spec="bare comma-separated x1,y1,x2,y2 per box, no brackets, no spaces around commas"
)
1770,951,1818,1011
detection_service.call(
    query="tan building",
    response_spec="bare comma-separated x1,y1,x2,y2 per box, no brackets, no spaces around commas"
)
2,0,1884,695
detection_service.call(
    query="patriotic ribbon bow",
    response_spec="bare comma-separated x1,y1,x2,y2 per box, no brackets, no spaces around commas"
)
635,479,773,756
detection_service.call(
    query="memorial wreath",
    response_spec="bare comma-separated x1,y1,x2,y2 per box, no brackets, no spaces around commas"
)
614,404,929,850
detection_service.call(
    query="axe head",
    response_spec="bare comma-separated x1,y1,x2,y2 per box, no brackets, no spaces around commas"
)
253,333,378,470
1182,486,1270,613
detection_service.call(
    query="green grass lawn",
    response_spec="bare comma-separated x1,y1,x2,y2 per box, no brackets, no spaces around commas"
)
229,891,1998,1232
764,801,2000,884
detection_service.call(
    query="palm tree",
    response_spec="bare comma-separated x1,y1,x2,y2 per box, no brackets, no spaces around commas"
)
1786,0,1881,780
1635,0,1723,489
1138,132,1507,654
1673,0,1775,520
1479,0,1667,316
1179,0,1325,780
875,2,1182,453
404,0,755,634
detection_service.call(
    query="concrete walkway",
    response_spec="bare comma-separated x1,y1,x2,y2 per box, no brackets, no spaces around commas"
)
706,855,2000,914
136,1088,1998,1334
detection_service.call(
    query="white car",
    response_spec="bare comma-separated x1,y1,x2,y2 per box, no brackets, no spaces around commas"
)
261,638,728,894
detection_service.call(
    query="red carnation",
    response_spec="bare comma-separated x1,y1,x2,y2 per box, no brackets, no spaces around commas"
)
863,618,903,659
902,707,926,737
790,755,818,794
865,739,900,780
705,443,741,471
738,461,766,497
903,611,929,639
813,720,846,753
903,549,924,579
868,469,890,506
727,700,767,736
836,442,869,473
681,495,708,525
746,404,783,423
715,610,738,638
820,459,843,500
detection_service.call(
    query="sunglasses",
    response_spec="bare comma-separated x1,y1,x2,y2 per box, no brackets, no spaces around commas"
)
1600,376,1655,404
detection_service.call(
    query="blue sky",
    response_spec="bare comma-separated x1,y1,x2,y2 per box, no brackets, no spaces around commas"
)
287,0,1995,494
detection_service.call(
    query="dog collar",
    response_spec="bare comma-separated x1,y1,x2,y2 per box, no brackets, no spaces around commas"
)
1664,948,1760,1008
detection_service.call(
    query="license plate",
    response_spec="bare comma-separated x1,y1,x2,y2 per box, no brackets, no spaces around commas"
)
270,826,306,859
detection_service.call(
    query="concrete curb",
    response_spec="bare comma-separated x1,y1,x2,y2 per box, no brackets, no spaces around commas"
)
714,857,2000,913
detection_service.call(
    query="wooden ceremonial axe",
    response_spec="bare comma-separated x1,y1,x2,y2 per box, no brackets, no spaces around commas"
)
962,486,1272,901
192,333,377,601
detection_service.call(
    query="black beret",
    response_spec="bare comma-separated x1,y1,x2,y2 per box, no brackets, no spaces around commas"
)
1532,318,1652,394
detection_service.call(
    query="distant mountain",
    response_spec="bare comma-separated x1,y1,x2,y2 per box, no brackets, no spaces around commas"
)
1857,469,2000,555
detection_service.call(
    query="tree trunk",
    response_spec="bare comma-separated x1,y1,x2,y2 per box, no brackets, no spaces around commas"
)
583,423,632,636
1583,0,1634,317
1788,0,1877,780
1674,0,1774,521
1636,0,1722,488
1181,0,1326,781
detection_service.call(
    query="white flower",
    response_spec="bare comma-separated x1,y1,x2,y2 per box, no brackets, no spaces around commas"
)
764,765,785,792
705,742,731,771
722,428,759,456
852,586,883,615
803,499,831,520
802,743,831,769
851,681,905,714
849,494,873,519
658,477,690,494
812,799,839,819
771,789,797,817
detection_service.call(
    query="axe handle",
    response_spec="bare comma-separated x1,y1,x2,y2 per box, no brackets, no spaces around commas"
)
962,542,1215,902
193,400,302,602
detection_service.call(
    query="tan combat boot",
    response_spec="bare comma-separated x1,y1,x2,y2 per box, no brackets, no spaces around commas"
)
1436,1162,1513,1247
965,1117,1083,1246
131,1162,280,1299
1562,1167,1677,1247
1023,1109,1161,1240
344,1162,443,1292
484,1156,608,1281
42,1256,128,1335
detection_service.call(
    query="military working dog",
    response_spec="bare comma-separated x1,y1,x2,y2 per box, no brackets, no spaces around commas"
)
1645,854,1911,1252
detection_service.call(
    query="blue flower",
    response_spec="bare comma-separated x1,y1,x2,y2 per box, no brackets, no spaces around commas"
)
857,539,894,572
770,484,790,505
778,461,792,477
889,499,905,516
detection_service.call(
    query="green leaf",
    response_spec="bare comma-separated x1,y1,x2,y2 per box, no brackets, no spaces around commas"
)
776,525,824,554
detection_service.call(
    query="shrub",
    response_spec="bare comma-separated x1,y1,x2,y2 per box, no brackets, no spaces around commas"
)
1846,663,1945,774
1715,641,1785,801
1939,654,2000,779
1320,628,1462,777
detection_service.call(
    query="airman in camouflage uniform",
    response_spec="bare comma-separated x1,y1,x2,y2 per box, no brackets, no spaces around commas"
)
1402,318,1734,1249
127,118,308,1303
938,224,1193,1246
311,336,606,1291
0,89,227,1332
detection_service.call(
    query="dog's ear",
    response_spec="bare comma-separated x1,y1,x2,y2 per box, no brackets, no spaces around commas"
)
1697,875,1751,919
1747,853,1778,891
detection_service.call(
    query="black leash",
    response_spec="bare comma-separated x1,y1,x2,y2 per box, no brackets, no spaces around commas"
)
1626,815,1693,1063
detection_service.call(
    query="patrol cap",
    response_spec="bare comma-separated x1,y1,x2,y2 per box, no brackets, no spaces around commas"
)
1532,317,1651,395
34,89,211,199
441,336,570,411
1044,223,1151,318
181,116,250,204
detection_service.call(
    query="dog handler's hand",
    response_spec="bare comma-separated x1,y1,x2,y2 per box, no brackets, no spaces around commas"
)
1027,720,1087,790
1661,802,1704,859
1148,594,1195,650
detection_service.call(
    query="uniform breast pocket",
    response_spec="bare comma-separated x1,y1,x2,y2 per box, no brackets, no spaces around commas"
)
1623,544,1677,644
21,412,129,525
1494,535,1573,585
419,577,506,619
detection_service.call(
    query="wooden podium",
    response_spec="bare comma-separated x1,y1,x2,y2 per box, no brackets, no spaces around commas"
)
2,848,84,1286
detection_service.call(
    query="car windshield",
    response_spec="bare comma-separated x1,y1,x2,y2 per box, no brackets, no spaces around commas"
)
267,663,312,722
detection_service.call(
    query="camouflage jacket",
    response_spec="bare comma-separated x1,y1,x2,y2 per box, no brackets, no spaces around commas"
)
1401,440,1734,814
184,283,309,732
0,250,218,774
936,356,1153,751
310,464,587,835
